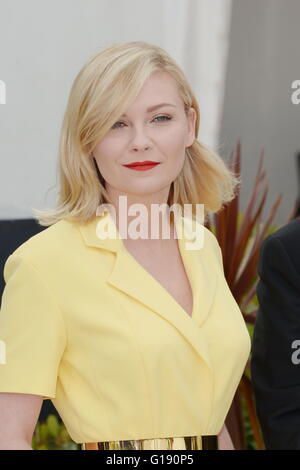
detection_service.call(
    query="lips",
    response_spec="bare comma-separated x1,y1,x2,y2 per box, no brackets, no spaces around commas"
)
122,161,161,171
123,160,160,168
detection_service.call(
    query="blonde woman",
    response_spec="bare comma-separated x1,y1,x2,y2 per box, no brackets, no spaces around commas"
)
0,41,251,450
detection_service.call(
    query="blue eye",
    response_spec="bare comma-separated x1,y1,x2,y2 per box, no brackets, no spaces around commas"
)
111,115,172,129
153,115,172,122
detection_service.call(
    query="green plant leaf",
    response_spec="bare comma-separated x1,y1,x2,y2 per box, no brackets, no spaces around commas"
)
46,414,60,438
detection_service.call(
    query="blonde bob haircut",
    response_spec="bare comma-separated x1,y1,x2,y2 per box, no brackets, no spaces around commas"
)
32,40,240,227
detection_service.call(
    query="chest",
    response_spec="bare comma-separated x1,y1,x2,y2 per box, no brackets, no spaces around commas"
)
122,240,194,317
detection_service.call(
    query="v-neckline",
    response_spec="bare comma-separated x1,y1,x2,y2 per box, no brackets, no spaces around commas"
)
118,217,197,322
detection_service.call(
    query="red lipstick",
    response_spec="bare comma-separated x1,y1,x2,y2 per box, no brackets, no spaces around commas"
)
122,161,161,171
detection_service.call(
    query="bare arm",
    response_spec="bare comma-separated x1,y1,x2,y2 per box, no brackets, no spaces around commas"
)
218,423,235,450
0,392,44,449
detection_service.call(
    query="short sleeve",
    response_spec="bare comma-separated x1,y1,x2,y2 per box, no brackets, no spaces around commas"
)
0,254,67,399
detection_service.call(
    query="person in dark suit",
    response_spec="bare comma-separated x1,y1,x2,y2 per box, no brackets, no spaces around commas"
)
251,216,300,449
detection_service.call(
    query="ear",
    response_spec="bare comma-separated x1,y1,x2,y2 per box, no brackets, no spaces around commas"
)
185,107,197,147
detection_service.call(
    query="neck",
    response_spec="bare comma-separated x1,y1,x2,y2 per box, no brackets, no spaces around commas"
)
105,187,176,245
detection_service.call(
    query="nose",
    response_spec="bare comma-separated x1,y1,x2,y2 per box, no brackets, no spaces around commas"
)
130,125,151,152
132,144,150,151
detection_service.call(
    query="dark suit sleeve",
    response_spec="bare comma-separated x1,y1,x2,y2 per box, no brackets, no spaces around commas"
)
251,235,300,449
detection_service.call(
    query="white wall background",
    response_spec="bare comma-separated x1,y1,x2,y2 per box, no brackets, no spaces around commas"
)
0,0,232,220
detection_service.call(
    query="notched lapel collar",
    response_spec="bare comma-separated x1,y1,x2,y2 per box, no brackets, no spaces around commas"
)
77,210,218,373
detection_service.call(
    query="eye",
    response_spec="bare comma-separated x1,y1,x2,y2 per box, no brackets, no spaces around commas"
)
111,115,172,130
153,115,172,123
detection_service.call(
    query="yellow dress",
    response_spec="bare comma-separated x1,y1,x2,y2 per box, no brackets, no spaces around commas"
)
0,210,251,445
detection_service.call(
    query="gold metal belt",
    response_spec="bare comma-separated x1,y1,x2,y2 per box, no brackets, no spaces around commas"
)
81,435,218,450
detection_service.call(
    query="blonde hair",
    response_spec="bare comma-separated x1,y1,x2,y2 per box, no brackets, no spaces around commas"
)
32,40,240,227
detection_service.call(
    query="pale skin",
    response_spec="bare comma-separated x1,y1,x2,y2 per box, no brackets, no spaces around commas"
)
0,70,234,450
0,393,42,449
218,423,235,450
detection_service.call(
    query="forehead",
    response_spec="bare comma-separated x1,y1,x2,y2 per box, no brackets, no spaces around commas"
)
139,71,180,100
121,71,183,115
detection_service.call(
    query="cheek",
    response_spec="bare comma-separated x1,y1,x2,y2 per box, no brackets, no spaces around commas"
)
163,135,187,171
162,126,187,151
163,128,187,173
94,137,120,159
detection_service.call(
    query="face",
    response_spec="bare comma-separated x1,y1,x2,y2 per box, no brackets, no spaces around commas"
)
92,70,196,202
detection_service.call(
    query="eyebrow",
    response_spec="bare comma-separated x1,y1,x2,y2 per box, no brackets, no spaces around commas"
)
121,103,176,117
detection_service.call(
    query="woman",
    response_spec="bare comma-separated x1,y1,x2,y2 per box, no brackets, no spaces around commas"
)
0,41,251,450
